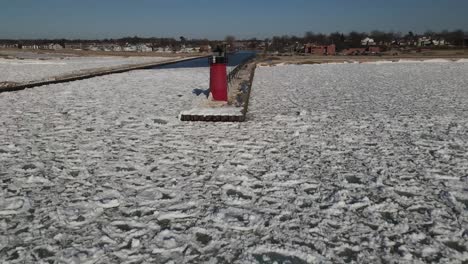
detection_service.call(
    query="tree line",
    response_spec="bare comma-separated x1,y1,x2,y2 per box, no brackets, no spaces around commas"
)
266,30,467,52
0,36,220,48
1,30,466,51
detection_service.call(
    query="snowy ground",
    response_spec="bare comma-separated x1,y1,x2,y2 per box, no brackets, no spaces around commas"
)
0,56,175,83
1,62,468,263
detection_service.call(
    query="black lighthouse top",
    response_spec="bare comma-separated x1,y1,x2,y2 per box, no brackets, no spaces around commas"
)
210,45,228,64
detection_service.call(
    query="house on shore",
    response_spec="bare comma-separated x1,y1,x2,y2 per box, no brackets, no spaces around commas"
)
136,44,152,52
123,44,137,52
304,44,336,55
48,43,64,50
361,37,376,46
0,44,19,48
154,46,173,53
21,45,39,50
199,45,212,53
65,43,84,50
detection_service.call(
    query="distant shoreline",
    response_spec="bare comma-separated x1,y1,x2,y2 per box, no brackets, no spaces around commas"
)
0,47,207,59
257,50,468,66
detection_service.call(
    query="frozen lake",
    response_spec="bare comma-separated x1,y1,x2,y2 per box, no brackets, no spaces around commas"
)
0,61,467,263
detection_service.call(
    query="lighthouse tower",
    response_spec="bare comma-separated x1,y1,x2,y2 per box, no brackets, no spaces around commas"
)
209,45,228,101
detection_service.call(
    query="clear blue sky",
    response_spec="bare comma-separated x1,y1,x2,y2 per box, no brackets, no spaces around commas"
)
1,0,467,40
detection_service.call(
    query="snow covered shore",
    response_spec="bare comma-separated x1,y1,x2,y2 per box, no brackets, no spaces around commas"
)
1,62,467,263
0,56,175,83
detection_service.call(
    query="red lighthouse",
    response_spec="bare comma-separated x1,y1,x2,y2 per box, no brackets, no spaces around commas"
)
209,45,228,101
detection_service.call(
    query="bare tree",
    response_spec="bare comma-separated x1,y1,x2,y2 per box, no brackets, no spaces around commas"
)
225,35,236,51
349,31,367,47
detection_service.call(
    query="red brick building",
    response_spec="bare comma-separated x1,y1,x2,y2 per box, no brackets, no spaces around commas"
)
368,46,381,54
304,44,336,55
